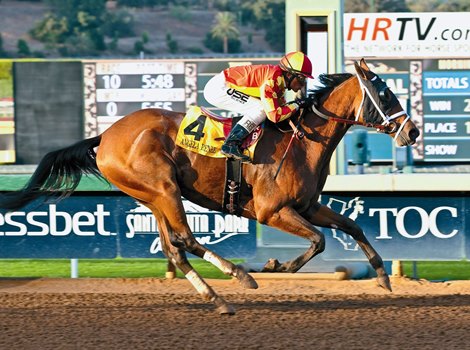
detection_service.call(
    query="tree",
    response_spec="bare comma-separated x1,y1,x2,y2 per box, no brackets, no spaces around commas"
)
241,0,285,52
344,0,370,13
101,9,135,38
134,32,151,54
375,0,410,12
46,0,107,24
117,0,163,7
166,33,178,53
31,0,109,55
437,0,470,11
204,32,241,53
0,33,8,58
211,12,239,54
17,39,31,57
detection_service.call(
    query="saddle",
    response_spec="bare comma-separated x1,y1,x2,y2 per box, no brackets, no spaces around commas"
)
175,106,263,158
176,106,264,215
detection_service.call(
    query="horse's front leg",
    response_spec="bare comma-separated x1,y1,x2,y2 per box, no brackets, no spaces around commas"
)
258,206,326,273
305,202,392,292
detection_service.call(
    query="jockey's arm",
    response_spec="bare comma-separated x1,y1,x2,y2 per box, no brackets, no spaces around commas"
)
260,82,299,123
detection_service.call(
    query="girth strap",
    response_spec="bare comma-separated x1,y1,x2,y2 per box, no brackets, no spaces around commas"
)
222,117,243,215
222,158,242,215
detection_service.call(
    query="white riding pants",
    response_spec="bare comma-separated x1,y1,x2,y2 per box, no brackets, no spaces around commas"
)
203,72,266,132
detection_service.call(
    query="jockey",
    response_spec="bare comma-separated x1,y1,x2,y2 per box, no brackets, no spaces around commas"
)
203,51,313,162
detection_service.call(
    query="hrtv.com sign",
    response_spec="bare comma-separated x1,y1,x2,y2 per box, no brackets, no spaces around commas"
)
344,12,470,58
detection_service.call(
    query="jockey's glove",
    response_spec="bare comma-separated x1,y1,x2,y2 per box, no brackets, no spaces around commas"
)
294,96,312,109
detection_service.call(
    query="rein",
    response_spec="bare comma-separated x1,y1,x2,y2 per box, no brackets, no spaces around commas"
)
274,107,307,180
311,104,388,131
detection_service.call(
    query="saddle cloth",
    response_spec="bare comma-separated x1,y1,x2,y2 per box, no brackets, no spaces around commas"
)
176,106,263,158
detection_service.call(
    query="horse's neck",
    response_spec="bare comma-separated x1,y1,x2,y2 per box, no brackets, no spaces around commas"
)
306,79,358,157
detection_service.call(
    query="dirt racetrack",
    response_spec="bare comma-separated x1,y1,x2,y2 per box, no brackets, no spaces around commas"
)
0,276,469,350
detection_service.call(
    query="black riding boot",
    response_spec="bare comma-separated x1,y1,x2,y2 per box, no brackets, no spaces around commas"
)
221,124,252,162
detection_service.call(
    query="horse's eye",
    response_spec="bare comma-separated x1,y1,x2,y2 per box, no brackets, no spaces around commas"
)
379,88,391,102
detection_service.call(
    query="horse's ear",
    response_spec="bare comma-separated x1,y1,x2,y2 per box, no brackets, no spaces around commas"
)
354,61,367,79
359,58,370,71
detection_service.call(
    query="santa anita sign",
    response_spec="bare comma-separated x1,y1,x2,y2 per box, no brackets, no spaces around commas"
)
344,12,470,58
0,194,468,260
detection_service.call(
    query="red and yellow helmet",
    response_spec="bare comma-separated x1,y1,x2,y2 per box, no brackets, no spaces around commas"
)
279,51,313,78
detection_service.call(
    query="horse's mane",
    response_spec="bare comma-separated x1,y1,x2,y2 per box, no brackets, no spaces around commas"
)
307,73,353,104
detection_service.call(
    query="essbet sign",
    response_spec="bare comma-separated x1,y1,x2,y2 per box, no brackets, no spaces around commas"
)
0,196,256,259
0,204,112,237
344,12,470,58
0,198,119,258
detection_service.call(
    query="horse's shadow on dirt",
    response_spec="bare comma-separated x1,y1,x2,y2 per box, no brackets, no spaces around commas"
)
0,277,42,290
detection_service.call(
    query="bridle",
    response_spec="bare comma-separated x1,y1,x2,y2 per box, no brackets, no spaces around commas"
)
311,74,411,139
277,70,413,179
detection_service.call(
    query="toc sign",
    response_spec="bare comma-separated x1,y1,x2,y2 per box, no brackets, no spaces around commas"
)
321,195,468,260
344,12,470,58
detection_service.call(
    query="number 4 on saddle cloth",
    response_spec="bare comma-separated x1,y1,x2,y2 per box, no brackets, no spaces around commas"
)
176,106,263,160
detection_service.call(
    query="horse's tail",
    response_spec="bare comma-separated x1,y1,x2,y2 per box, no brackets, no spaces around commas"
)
0,135,104,211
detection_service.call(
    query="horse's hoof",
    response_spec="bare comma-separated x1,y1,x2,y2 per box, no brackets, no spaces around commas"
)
217,304,236,315
261,258,281,272
235,265,258,289
377,274,393,292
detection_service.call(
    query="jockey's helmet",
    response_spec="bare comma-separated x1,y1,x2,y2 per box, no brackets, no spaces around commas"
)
279,51,313,79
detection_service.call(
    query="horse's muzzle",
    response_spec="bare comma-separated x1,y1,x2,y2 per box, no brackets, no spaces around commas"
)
396,125,420,146
407,126,420,144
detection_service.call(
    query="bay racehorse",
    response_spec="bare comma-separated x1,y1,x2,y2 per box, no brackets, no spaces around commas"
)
0,59,419,314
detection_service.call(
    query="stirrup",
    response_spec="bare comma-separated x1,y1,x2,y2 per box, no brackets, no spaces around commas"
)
221,146,251,163
233,153,252,163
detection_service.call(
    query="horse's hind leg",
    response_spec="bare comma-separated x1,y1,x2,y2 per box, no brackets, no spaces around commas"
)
306,203,392,291
153,195,257,290
157,219,235,315
140,190,255,290
144,195,255,313
139,166,257,289
100,129,256,290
